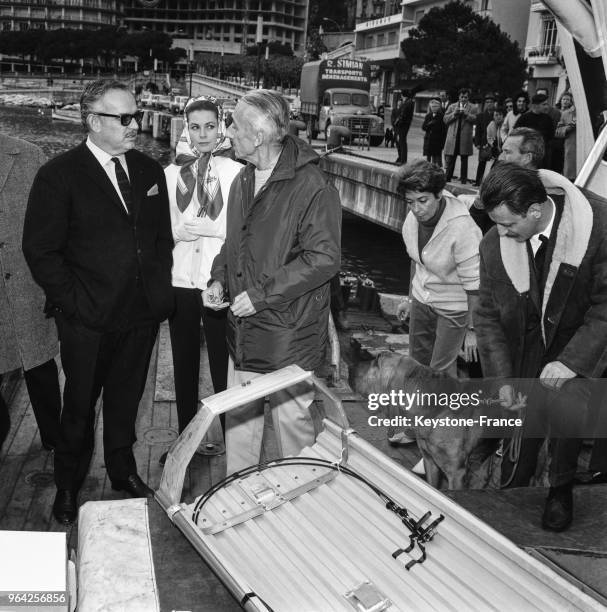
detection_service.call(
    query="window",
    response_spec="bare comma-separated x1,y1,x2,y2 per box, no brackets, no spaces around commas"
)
414,9,425,23
541,16,558,50
388,31,396,45
377,33,385,46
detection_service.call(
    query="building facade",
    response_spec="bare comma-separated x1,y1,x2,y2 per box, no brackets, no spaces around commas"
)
353,0,532,109
524,0,566,103
0,0,123,31
0,1,309,58
122,0,309,57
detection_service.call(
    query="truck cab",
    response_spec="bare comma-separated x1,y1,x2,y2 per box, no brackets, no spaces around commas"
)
318,88,384,146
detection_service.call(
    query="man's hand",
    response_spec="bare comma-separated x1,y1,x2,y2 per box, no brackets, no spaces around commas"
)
202,281,229,310
540,360,576,390
230,291,256,317
396,299,411,323
498,384,527,411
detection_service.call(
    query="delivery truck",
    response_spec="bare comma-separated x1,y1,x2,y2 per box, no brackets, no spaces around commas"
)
300,58,384,146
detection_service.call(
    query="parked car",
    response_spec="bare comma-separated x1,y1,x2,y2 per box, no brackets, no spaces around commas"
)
140,91,154,107
169,95,189,114
156,94,171,110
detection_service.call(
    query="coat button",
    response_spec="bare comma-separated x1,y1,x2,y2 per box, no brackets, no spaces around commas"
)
242,225,247,231
237,271,242,277
546,315,555,324
4,272,10,280
0,242,4,248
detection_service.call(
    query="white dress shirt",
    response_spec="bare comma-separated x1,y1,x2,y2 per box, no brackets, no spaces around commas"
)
530,197,555,255
86,137,130,212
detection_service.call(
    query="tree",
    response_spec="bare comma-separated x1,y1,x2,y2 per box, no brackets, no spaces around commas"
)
401,0,527,98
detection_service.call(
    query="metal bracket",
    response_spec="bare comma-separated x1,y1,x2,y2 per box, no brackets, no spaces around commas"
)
344,581,392,611
198,467,337,534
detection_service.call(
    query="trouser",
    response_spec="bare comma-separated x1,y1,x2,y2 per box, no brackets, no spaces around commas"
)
409,299,468,376
445,154,469,182
426,154,442,167
24,358,62,450
169,287,228,433
396,129,409,163
53,314,158,490
0,387,9,451
501,378,598,487
225,358,316,475
475,157,487,185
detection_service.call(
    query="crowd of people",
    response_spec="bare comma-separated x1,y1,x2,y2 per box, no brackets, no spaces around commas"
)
0,78,603,538
391,86,577,184
394,117,606,532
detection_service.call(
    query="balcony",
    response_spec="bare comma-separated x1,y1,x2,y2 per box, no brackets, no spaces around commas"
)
526,44,561,65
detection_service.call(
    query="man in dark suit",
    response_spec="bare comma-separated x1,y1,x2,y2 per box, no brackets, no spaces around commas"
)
475,162,607,531
395,90,415,165
23,80,174,524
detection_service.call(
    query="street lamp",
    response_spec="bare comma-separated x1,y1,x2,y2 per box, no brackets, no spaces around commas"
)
255,16,263,89
321,17,342,32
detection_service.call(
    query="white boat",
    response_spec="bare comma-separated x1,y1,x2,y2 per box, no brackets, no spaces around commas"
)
51,104,81,123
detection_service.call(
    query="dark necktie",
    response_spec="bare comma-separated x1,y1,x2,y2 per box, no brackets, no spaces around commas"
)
111,157,132,215
534,234,549,274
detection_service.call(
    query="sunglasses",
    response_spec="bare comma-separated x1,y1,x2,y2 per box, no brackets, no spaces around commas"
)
91,110,144,126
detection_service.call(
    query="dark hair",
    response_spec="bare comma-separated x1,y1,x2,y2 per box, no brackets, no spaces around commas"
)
80,79,131,130
531,93,548,105
479,162,547,215
507,127,545,169
493,106,505,116
397,159,446,197
186,99,219,120
458,88,470,97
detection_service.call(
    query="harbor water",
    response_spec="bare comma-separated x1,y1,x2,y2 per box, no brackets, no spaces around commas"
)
0,106,409,294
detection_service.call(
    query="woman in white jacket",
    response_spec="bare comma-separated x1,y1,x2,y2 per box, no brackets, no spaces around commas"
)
164,97,242,445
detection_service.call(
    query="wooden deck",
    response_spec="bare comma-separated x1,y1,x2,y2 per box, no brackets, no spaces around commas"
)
2,308,607,607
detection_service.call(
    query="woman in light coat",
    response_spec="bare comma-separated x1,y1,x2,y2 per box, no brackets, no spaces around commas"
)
556,92,576,181
164,97,242,453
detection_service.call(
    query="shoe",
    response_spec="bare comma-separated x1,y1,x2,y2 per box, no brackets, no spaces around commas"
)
460,178,468,185
411,458,426,476
111,474,154,499
387,431,416,446
333,310,350,331
53,489,78,524
159,451,168,466
574,470,607,485
542,483,573,532
471,181,481,188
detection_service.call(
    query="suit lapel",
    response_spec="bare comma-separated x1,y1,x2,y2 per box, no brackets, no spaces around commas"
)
77,142,130,218
126,151,144,221
0,147,18,194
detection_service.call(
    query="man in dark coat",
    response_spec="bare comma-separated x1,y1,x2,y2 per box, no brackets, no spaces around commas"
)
0,135,61,453
514,93,555,167
475,162,607,531
473,93,496,186
23,81,174,523
204,90,341,474
395,90,415,165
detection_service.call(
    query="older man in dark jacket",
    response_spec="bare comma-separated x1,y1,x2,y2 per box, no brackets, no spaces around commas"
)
205,90,341,474
475,162,607,532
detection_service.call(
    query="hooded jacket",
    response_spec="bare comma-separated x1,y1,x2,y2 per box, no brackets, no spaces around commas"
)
475,171,607,379
211,135,341,373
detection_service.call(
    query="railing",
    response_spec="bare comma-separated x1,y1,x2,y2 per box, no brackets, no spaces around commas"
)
525,44,561,64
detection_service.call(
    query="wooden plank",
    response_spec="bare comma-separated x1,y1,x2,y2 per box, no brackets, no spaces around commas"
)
22,449,56,532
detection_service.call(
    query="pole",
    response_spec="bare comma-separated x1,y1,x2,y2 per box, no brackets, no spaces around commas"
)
256,44,261,88
189,63,193,97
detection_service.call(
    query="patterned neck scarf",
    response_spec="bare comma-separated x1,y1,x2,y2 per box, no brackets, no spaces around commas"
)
174,95,231,218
